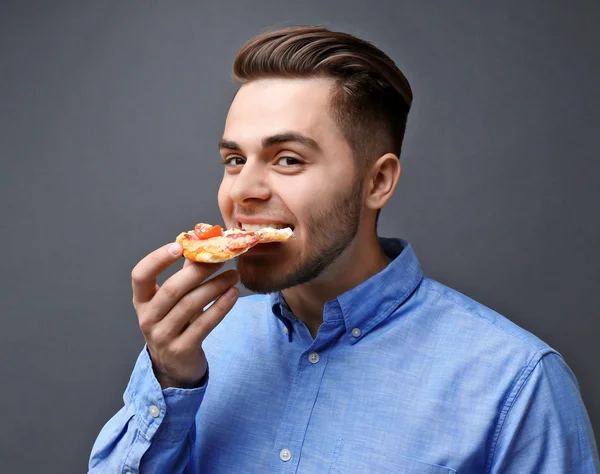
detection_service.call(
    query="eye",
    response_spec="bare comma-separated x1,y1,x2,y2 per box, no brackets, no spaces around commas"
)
224,156,245,166
276,156,302,167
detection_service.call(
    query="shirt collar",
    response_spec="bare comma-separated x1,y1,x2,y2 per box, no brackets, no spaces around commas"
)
269,238,423,343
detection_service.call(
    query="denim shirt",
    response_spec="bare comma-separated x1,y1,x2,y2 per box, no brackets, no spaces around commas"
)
89,238,599,473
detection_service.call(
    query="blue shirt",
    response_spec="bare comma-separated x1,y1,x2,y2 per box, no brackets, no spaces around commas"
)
89,238,599,473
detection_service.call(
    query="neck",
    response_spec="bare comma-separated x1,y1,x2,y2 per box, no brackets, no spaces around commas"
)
281,228,390,338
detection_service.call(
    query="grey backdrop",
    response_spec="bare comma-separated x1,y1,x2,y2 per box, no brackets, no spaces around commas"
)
1,1,599,472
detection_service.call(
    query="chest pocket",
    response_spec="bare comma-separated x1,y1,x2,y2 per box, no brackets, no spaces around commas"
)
329,438,456,474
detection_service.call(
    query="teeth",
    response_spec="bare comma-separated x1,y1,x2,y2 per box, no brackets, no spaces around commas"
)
241,223,288,232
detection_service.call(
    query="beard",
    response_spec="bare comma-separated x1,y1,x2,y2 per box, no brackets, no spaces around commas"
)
236,177,364,294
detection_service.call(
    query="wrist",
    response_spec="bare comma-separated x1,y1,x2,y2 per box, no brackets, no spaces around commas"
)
158,369,208,390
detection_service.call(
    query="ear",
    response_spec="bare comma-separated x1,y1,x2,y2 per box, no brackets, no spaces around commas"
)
364,153,401,212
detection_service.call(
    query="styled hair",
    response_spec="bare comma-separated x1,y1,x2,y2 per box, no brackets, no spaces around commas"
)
232,26,413,169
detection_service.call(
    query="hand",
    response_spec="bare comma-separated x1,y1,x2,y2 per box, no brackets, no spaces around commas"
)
131,242,239,389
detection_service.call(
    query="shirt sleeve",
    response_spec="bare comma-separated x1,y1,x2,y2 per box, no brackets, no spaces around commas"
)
488,351,600,473
88,346,207,474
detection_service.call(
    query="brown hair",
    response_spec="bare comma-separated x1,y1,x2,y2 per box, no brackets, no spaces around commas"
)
232,26,413,170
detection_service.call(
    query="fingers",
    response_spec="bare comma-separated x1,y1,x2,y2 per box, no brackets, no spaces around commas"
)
131,242,239,390
152,269,239,338
146,261,226,322
178,286,240,348
132,243,183,304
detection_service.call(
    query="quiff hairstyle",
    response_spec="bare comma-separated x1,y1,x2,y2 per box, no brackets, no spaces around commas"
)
232,26,413,170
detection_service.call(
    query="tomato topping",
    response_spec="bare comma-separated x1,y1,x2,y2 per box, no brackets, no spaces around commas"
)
185,232,199,240
194,224,223,240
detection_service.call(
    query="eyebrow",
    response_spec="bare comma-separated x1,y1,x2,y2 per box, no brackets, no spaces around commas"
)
218,132,322,153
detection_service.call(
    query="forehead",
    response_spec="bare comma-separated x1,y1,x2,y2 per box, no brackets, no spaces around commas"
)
224,78,344,145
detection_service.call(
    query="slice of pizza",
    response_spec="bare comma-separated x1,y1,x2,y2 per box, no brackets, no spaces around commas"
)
175,223,293,263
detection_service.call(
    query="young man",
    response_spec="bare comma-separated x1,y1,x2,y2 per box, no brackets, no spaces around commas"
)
89,26,599,473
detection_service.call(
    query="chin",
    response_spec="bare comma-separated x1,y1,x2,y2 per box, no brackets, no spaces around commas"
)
236,236,353,294
237,255,298,293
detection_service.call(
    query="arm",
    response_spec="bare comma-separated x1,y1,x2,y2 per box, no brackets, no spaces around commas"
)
487,351,600,473
89,348,207,473
89,242,239,473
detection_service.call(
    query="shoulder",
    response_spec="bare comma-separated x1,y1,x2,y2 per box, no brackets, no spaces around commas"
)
410,278,593,457
417,277,557,358
398,276,567,402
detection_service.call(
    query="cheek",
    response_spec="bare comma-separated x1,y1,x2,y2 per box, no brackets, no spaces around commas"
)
278,182,313,219
298,174,345,204
218,180,233,220
280,177,340,224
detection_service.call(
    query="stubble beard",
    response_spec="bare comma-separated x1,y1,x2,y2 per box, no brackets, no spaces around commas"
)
236,178,364,294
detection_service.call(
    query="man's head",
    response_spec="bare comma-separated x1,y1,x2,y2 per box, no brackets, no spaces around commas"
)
217,26,412,293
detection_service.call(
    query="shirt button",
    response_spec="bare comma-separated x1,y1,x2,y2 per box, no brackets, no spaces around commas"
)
308,352,320,364
283,326,288,335
351,327,362,337
280,448,292,461
148,405,160,418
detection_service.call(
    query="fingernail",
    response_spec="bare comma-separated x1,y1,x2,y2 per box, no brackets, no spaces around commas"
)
168,243,182,256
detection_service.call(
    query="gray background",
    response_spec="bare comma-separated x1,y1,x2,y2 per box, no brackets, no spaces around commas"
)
1,1,598,472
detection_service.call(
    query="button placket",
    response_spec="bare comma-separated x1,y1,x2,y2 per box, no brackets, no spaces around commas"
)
271,346,329,471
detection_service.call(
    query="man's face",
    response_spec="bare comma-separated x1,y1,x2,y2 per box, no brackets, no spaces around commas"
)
218,78,363,293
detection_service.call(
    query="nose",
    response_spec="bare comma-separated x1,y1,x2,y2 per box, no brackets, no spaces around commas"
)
228,160,271,204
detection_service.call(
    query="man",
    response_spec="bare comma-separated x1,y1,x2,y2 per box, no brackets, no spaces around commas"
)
89,26,599,473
